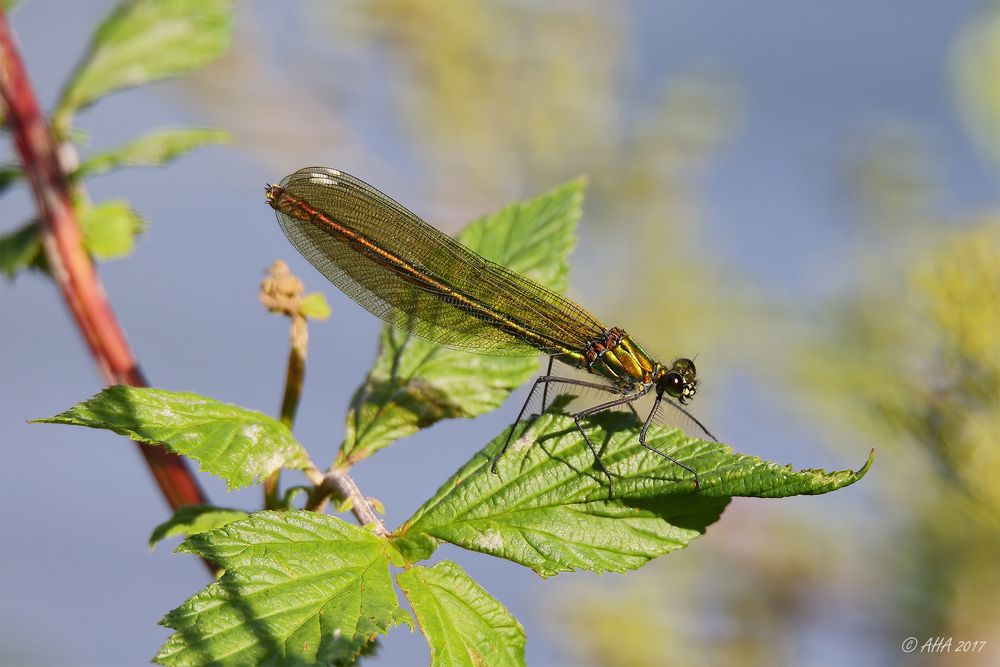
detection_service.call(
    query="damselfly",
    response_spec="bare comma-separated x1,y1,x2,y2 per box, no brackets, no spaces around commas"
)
266,167,715,494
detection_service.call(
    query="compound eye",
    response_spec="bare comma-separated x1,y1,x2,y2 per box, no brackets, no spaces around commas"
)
664,371,684,398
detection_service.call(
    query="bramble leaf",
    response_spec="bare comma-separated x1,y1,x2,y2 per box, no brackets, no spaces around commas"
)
339,178,585,465
397,560,525,667
35,386,310,489
55,0,233,129
149,505,248,550
156,511,412,666
74,128,232,179
0,220,46,278
79,200,145,260
392,407,873,576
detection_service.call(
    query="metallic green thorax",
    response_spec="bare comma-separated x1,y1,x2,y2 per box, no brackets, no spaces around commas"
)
565,327,657,388
562,326,699,403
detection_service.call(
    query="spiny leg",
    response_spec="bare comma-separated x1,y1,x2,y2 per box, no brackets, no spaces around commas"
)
539,356,555,412
572,417,614,498
491,377,543,474
491,374,621,474
638,395,702,488
570,388,650,499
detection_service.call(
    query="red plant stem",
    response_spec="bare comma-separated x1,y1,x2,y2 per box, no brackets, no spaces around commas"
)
0,11,209,514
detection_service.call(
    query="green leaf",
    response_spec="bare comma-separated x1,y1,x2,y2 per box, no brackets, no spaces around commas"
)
392,407,873,577
0,164,22,195
79,200,145,260
55,0,233,128
34,386,310,489
157,511,412,666
299,291,332,320
397,561,525,667
339,178,585,465
74,128,232,179
149,505,249,550
0,220,46,278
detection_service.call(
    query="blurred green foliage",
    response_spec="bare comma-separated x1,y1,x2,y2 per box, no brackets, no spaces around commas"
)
952,8,1000,166
53,0,233,135
903,222,999,519
73,127,232,179
1,0,233,282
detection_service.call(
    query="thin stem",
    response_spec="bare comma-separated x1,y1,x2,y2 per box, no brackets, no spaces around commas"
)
263,472,282,511
256,263,385,529
265,315,308,509
303,466,387,536
280,316,308,427
0,12,211,562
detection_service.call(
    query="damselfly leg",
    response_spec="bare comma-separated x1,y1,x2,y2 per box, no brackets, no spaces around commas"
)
492,360,706,498
636,394,702,489
539,356,555,412
491,370,619,473
568,386,651,498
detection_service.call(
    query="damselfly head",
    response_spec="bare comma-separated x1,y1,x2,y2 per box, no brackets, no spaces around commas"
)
264,184,283,206
657,357,698,404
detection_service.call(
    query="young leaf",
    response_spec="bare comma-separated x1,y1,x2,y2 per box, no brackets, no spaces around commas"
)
0,164,22,195
55,0,233,128
157,511,412,666
392,408,873,577
34,386,310,489
339,178,585,465
79,200,145,260
74,128,232,179
397,561,525,667
149,505,248,550
0,220,44,278
299,291,332,320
